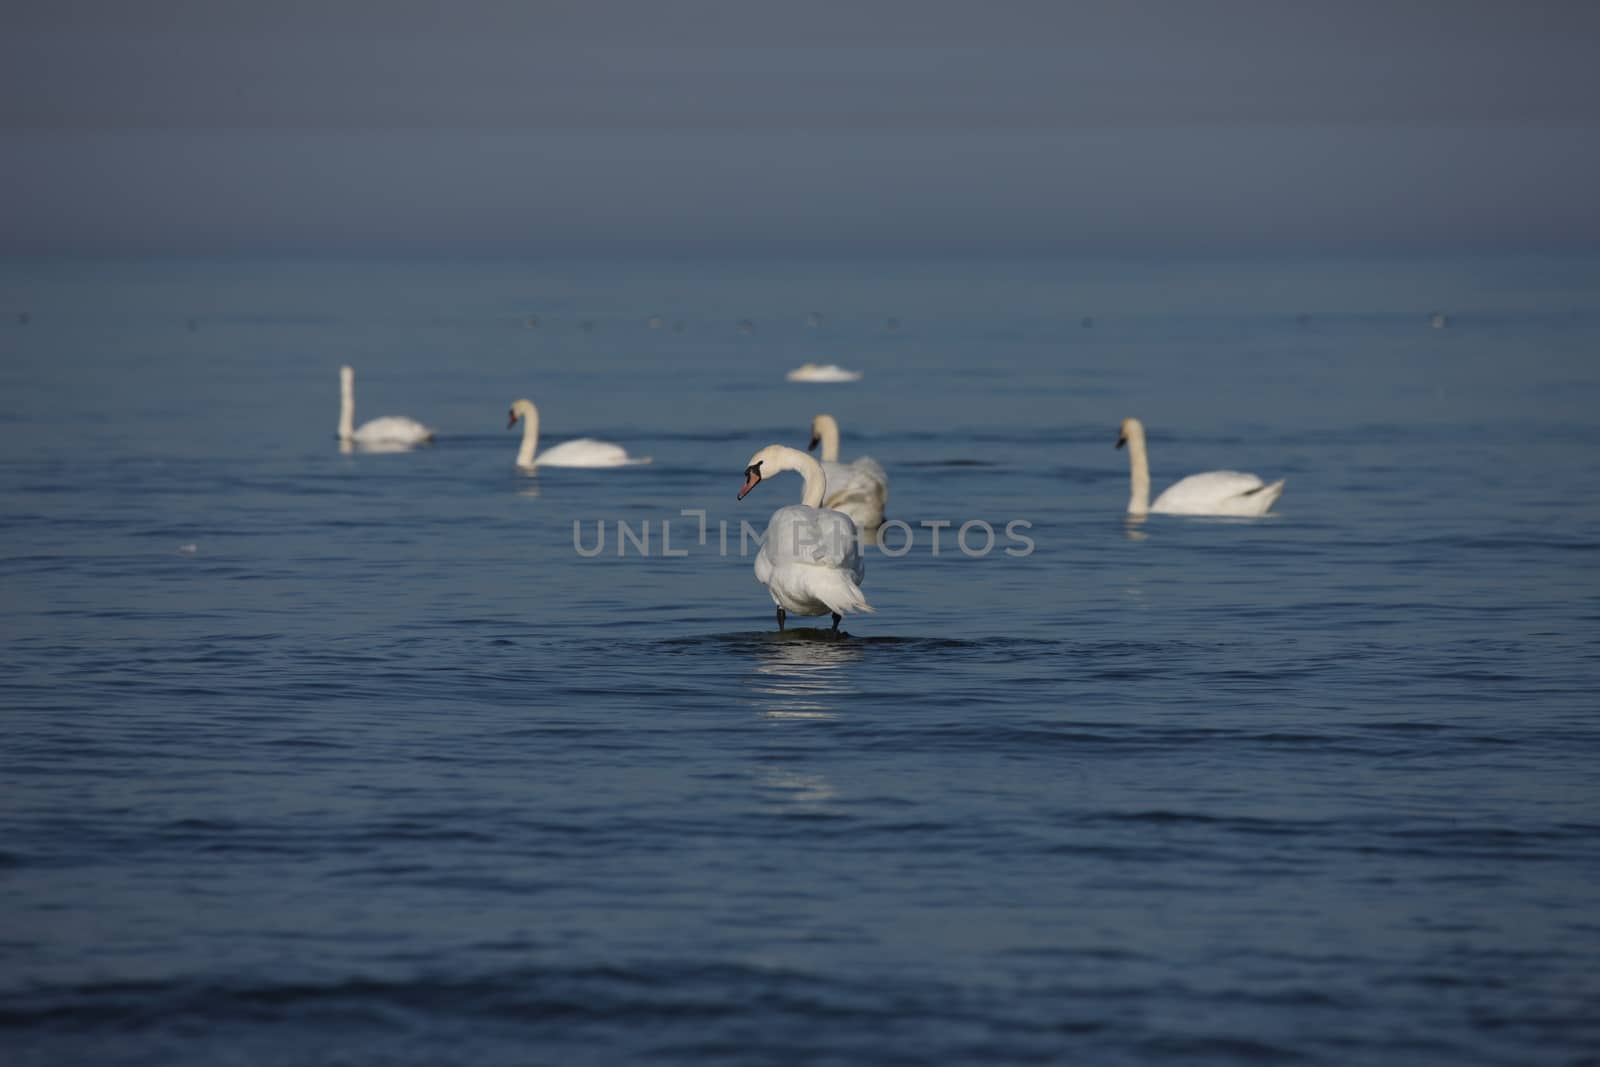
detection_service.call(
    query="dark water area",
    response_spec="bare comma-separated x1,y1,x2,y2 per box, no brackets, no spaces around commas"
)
1,255,1598,1065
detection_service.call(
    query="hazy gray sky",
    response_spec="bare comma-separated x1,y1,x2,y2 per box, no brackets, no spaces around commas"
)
4,1,1598,254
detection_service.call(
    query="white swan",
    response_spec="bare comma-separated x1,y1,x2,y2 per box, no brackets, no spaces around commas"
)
508,398,651,469
1117,417,1285,517
338,365,434,448
738,444,872,632
807,414,889,531
786,363,862,383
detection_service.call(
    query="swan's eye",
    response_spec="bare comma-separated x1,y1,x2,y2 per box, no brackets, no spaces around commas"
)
745,462,762,476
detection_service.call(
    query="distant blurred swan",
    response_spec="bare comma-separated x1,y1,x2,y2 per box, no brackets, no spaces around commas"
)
508,398,651,469
338,365,435,448
1117,417,1284,517
807,414,888,532
738,444,871,632
786,363,862,383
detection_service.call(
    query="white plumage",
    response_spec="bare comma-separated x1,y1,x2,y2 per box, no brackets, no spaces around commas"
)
508,398,651,469
1148,470,1284,515
338,365,434,448
808,414,889,531
739,444,872,630
1117,417,1284,517
785,363,862,382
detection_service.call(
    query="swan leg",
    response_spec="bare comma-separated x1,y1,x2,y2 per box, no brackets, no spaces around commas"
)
830,612,841,632
776,607,786,632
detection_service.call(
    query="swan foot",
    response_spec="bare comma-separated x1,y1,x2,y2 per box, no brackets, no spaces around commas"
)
776,607,786,632
830,612,841,633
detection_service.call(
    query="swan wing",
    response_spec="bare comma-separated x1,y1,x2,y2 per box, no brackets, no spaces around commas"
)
821,457,889,529
755,505,871,616
761,506,861,571
786,364,863,382
534,438,651,468
849,456,888,486
352,416,434,445
1151,471,1284,516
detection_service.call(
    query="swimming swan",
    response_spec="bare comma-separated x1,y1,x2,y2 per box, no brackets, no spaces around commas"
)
1117,417,1285,517
338,365,435,448
807,414,889,531
738,444,872,632
786,363,862,383
507,398,651,469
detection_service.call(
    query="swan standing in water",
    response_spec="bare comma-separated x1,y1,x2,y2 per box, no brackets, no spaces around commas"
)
738,445,872,632
508,398,650,469
807,414,889,532
1117,417,1285,517
338,365,435,448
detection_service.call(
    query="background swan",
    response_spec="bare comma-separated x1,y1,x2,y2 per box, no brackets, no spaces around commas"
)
508,398,651,469
338,365,434,447
1117,417,1285,517
807,414,889,531
738,444,872,632
786,363,862,383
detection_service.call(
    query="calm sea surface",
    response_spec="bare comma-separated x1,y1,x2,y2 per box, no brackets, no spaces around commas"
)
2,255,1598,1065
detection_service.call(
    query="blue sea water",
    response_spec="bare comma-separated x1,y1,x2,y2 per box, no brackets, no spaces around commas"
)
2,254,1598,1065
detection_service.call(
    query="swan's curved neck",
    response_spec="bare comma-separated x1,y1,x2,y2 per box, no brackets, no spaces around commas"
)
795,452,828,508
1124,423,1151,516
516,405,541,467
815,416,841,462
338,368,355,440
758,445,828,508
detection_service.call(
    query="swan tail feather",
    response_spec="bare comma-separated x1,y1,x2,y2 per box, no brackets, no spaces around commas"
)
1251,478,1287,510
823,575,873,616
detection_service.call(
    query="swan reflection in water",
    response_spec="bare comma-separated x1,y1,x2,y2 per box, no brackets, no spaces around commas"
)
748,632,864,721
1122,514,1148,542
759,767,838,815
339,438,428,455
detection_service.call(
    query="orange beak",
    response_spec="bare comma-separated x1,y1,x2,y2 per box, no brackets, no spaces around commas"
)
738,467,761,500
